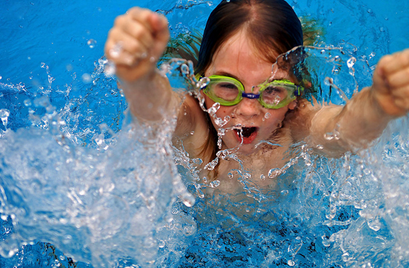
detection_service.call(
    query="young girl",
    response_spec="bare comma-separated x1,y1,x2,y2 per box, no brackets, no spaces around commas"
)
105,0,409,194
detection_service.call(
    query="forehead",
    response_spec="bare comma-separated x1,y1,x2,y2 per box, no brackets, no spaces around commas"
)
206,30,289,81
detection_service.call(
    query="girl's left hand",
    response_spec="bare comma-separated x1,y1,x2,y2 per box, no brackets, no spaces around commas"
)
371,48,409,117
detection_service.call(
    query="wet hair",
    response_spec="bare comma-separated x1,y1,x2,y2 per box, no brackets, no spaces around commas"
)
195,0,303,76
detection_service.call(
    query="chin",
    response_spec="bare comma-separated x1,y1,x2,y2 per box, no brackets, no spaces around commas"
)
234,143,260,156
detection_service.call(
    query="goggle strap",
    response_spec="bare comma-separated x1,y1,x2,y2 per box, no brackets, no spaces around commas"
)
294,86,300,96
242,92,260,99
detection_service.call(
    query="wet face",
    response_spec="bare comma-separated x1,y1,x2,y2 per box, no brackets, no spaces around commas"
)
204,30,296,155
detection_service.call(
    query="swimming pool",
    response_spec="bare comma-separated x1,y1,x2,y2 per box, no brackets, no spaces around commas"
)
1,0,409,267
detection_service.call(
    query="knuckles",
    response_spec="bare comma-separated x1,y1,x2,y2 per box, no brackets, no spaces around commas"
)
114,15,126,27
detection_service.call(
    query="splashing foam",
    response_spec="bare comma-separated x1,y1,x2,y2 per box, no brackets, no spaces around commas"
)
0,47,409,267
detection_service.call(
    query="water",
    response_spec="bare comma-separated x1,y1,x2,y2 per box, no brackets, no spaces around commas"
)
1,0,409,267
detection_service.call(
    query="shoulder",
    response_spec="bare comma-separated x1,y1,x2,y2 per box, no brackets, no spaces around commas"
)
285,97,320,142
173,93,213,158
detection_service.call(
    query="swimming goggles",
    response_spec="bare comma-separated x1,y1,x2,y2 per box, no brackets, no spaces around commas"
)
201,75,303,109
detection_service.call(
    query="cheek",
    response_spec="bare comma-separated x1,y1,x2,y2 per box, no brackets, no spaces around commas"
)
263,108,288,124
204,96,233,117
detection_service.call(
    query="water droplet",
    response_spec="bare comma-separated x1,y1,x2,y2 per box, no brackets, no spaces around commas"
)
209,180,220,188
82,73,92,84
0,109,10,129
281,189,289,196
268,168,281,178
227,172,234,179
342,252,350,262
109,42,123,58
260,174,266,180
87,39,97,48
8,249,18,257
324,132,334,140
104,61,116,77
158,240,166,248
288,259,295,266
273,95,282,105
24,99,32,106
347,57,356,68
181,193,195,207
66,64,73,72
324,77,333,86
207,102,220,115
264,112,271,119
197,77,210,89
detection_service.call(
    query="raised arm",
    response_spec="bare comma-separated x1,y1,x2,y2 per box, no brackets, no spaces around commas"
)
308,49,409,155
104,7,210,156
105,8,176,121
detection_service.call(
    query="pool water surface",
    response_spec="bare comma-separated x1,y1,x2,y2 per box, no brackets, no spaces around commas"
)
1,0,409,267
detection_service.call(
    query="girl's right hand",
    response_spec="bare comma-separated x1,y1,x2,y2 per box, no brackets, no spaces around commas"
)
105,7,170,82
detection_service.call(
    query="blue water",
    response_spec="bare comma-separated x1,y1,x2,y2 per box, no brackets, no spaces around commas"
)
1,0,409,267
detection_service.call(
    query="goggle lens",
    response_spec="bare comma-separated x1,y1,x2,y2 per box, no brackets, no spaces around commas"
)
203,76,301,109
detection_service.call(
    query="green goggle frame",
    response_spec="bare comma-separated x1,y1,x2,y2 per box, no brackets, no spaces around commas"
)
198,75,303,109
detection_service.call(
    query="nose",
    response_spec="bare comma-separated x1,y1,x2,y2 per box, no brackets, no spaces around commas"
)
235,97,261,118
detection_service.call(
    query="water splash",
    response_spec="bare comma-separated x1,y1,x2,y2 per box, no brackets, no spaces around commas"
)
1,23,409,268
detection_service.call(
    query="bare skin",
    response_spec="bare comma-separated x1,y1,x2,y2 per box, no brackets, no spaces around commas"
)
105,8,409,192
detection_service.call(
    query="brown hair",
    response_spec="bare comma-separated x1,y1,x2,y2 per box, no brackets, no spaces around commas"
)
195,0,303,76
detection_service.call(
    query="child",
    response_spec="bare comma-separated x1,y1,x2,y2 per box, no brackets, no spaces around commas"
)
105,0,409,193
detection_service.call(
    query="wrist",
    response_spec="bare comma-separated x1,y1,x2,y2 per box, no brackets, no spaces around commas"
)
368,86,402,118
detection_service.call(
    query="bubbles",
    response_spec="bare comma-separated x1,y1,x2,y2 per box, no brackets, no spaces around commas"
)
87,39,97,48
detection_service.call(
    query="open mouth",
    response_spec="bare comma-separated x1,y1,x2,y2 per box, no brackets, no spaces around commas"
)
234,127,258,144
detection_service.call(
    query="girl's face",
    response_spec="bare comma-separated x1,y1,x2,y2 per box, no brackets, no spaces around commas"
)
204,30,296,155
